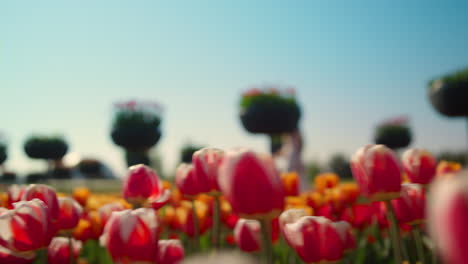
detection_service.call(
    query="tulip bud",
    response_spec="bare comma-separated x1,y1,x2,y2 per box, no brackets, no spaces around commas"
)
192,147,224,194
98,202,126,227
280,209,350,263
281,172,299,196
123,164,162,206
428,170,468,264
233,219,261,252
218,148,285,219
391,184,425,225
175,163,201,197
56,197,83,231
351,145,402,201
100,208,159,263
22,184,59,221
331,221,356,251
402,148,437,184
0,245,35,264
6,185,26,209
72,187,90,207
157,239,185,264
47,237,82,264
0,199,54,252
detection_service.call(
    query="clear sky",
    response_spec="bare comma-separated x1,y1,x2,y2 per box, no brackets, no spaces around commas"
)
1,1,468,177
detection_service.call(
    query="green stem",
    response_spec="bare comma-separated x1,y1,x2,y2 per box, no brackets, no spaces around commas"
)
36,248,48,264
384,200,403,264
412,226,425,264
212,195,221,250
68,234,74,264
191,199,200,250
260,218,273,264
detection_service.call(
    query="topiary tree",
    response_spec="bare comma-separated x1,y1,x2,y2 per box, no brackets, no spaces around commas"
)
374,116,412,151
0,142,7,173
239,87,301,154
428,67,468,154
111,100,163,167
328,153,353,179
180,144,203,163
24,135,69,176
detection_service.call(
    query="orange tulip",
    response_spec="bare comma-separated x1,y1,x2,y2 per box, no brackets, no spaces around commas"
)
282,172,299,196
72,187,91,207
436,160,462,177
314,173,340,193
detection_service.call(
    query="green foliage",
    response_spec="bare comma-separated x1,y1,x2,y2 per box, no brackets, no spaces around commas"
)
375,124,412,150
112,110,161,130
240,92,297,109
0,143,6,165
306,160,322,182
437,151,467,165
181,144,203,163
24,135,68,160
111,109,162,151
328,153,353,179
429,67,468,87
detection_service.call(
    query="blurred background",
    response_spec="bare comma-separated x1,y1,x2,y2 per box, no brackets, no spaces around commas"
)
1,0,467,181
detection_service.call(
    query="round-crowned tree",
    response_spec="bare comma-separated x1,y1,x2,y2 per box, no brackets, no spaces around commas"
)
110,100,163,166
24,135,69,177
374,116,412,151
428,67,468,154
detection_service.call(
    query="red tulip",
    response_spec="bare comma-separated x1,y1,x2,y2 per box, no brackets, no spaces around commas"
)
0,199,54,252
280,209,351,263
233,219,261,252
391,184,425,225
402,148,437,184
218,148,285,219
0,245,35,264
22,184,59,220
123,164,170,209
98,202,126,227
192,147,224,194
6,185,26,209
332,221,356,251
428,171,468,264
47,237,82,264
175,163,201,196
100,208,159,263
340,204,373,230
157,239,185,264
351,145,402,201
56,197,83,231
372,201,389,229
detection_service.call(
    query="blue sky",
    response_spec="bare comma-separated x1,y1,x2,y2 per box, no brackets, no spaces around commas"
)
1,1,467,177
